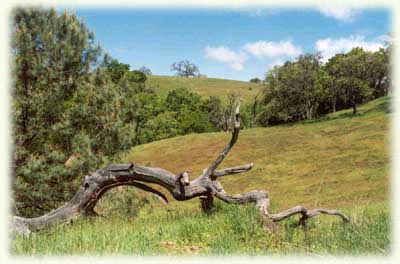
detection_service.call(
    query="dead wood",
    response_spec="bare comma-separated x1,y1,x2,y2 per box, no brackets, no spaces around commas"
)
11,98,350,236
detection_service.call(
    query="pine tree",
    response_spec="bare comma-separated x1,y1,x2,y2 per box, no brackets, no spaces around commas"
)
12,7,102,216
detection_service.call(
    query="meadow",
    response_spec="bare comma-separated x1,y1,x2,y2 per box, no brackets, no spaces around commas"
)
146,75,263,102
11,96,391,256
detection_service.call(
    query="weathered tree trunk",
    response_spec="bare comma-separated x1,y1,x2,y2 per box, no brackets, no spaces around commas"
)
332,96,336,113
353,103,357,115
11,99,350,236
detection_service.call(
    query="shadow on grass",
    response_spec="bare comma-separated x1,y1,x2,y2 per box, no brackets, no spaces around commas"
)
363,99,391,114
297,98,391,125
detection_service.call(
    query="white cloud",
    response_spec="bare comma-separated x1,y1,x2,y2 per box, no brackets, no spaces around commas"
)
267,59,285,70
243,41,302,59
204,46,247,71
316,35,384,62
317,6,360,22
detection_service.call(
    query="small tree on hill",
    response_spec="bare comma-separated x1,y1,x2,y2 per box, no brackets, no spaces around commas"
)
249,77,261,83
138,66,152,75
171,60,199,77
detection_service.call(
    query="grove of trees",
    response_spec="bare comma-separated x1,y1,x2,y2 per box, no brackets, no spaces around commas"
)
256,45,390,125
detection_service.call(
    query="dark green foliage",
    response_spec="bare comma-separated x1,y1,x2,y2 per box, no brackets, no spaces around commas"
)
138,66,152,75
249,77,261,83
257,43,391,126
164,88,212,133
200,92,246,131
201,96,224,129
102,54,130,83
257,54,324,125
368,48,390,98
137,111,180,143
11,8,152,217
12,7,103,216
136,88,215,144
323,48,375,115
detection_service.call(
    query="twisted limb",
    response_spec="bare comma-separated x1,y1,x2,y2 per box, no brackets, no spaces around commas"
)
11,98,350,235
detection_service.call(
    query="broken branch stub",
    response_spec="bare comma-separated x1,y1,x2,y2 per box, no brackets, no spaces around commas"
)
11,98,350,236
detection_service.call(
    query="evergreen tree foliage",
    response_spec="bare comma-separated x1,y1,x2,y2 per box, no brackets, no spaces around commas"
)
12,7,103,216
11,8,146,217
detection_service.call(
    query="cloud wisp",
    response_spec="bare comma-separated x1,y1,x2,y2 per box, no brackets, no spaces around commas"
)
204,40,301,71
243,40,302,59
316,35,384,62
204,46,248,71
316,6,360,22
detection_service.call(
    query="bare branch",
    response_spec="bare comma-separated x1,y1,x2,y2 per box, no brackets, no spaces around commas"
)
267,206,351,223
202,98,242,178
210,181,349,232
212,163,254,178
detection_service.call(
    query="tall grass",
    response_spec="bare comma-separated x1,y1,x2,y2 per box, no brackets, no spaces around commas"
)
12,201,390,256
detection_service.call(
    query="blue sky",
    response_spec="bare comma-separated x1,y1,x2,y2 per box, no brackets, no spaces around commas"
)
74,7,391,81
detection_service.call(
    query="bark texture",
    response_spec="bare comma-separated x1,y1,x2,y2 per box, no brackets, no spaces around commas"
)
11,98,350,236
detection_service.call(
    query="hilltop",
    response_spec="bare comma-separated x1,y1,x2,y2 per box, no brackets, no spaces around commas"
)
146,75,263,102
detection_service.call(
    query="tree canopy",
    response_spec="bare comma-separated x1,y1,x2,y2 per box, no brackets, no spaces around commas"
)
170,60,200,77
256,44,390,126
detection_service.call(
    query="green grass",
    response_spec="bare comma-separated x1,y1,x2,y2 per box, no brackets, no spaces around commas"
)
123,96,390,210
11,96,391,256
146,75,263,102
12,201,390,256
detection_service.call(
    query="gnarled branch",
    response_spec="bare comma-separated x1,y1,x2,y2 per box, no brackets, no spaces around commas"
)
212,163,254,178
11,98,350,236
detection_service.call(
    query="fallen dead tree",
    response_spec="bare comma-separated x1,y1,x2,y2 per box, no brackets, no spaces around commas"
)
11,99,350,236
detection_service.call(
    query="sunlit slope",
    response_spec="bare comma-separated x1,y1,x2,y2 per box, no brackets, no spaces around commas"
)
123,97,390,211
146,75,263,102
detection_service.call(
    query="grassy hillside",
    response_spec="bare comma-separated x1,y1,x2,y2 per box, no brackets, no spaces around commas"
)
146,75,263,102
12,97,391,256
122,96,390,210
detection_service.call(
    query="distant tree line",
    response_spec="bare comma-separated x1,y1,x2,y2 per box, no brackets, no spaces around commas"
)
255,45,390,126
